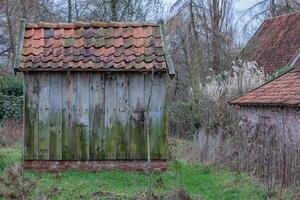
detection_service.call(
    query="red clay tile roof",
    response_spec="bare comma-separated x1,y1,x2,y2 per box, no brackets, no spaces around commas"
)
18,21,169,71
230,52,300,106
241,12,300,75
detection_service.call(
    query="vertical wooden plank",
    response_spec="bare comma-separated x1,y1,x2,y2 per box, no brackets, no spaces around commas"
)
62,72,77,160
104,73,117,159
24,74,31,160
49,73,62,160
129,72,146,159
38,72,50,160
76,72,90,160
144,73,161,159
24,73,39,160
89,72,105,160
158,73,168,159
116,73,129,159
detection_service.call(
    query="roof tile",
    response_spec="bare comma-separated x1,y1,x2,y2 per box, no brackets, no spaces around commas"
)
20,21,167,71
241,12,300,75
230,71,300,106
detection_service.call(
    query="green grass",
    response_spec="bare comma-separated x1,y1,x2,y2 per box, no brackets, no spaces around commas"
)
0,148,267,199
0,148,22,171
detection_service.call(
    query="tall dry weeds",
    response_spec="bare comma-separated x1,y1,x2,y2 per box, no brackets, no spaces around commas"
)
0,119,23,147
239,116,300,197
0,164,35,200
176,61,265,166
176,60,300,196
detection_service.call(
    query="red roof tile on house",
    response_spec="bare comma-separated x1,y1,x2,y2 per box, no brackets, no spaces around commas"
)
241,12,300,75
18,21,169,71
231,51,300,106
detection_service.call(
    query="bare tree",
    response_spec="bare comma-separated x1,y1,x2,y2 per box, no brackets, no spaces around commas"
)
71,0,164,22
3,0,16,70
68,0,72,22
171,0,234,74
0,0,65,70
243,0,300,29
166,0,235,134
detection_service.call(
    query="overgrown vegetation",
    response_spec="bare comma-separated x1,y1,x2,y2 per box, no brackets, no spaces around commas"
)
170,61,300,198
0,75,23,96
0,75,23,120
0,75,23,148
239,117,300,198
0,148,268,200
0,119,23,147
170,61,264,165
169,61,265,137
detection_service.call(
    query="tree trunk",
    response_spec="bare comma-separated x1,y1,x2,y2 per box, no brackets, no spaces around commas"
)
68,0,72,22
270,0,277,16
211,0,221,73
5,3,15,70
111,0,117,21
20,0,27,18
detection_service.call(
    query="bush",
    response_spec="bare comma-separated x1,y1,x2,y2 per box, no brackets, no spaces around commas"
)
0,75,23,120
0,75,23,96
169,101,195,138
0,94,23,120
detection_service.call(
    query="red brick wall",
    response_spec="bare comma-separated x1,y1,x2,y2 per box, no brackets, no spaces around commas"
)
23,160,167,172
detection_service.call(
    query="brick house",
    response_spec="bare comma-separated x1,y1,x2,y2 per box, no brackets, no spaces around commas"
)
231,51,300,134
230,12,300,137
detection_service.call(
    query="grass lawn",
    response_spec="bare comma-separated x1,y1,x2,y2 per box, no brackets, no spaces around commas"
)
0,148,268,199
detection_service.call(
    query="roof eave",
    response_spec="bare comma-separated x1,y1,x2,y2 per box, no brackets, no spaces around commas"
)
18,68,168,73
230,102,300,108
159,20,176,79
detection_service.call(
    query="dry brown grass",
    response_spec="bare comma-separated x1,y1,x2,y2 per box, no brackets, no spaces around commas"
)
0,119,23,147
0,164,35,200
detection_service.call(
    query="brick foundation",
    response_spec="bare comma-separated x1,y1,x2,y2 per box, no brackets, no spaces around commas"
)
23,160,167,172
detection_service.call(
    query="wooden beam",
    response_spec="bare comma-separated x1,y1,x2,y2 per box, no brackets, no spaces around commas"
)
18,68,168,73
159,20,176,79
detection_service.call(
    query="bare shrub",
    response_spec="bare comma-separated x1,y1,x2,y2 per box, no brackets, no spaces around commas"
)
175,61,265,165
239,119,300,197
0,164,35,200
133,188,192,200
176,130,236,168
0,119,23,147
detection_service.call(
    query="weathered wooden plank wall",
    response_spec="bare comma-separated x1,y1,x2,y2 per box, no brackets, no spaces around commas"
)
24,71,167,161
49,73,62,160
62,73,76,160
38,73,50,159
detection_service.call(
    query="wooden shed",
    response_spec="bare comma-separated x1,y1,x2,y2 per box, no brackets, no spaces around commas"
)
14,20,175,171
